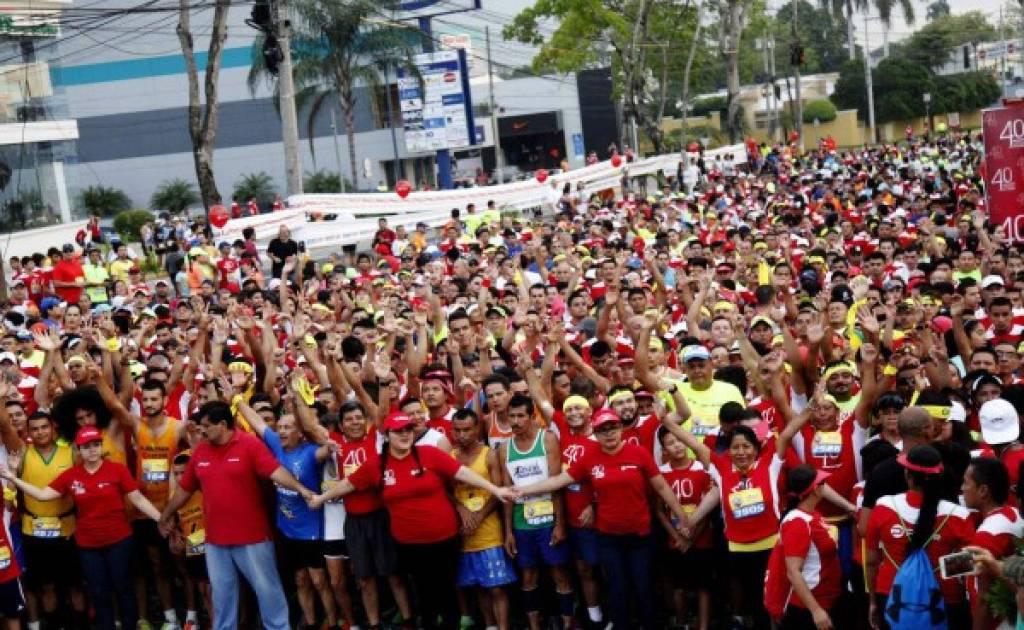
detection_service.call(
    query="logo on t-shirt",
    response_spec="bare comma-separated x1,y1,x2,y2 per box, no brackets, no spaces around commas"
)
890,524,906,539
563,444,586,464
383,469,396,486
70,481,85,495
591,465,605,479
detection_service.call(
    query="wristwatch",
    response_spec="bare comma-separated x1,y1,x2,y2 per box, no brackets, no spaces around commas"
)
667,383,678,395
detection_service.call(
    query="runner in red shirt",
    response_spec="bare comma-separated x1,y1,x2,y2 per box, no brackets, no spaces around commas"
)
513,408,690,630
312,412,514,630
865,445,976,629
775,465,841,629
4,426,162,630
215,242,240,291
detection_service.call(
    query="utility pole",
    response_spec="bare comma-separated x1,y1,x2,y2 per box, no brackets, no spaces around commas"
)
863,15,876,143
383,62,401,185
485,26,504,184
792,0,803,147
330,107,345,193
276,0,303,195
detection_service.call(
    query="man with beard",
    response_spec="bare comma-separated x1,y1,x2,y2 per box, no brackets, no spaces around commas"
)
420,366,456,440
95,377,187,630
821,360,860,419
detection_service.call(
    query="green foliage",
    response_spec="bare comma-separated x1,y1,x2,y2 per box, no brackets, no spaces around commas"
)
150,179,199,214
803,99,837,123
304,170,351,193
770,1,852,77
926,0,950,20
898,12,996,67
78,186,131,218
112,209,154,243
691,96,728,117
232,172,276,207
665,125,727,150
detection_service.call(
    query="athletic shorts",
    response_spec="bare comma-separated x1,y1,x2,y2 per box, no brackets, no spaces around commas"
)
22,535,80,590
185,555,207,582
280,538,325,572
456,546,516,588
343,510,398,579
323,539,348,560
512,527,569,569
0,579,25,618
672,547,715,590
567,526,599,566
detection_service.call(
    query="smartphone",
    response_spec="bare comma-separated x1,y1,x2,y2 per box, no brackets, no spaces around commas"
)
939,551,977,579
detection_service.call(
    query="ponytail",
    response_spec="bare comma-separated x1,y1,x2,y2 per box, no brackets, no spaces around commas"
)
379,441,424,482
907,468,943,552
782,464,817,518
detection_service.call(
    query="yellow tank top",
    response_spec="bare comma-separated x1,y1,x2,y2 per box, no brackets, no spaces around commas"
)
136,418,180,510
21,443,75,538
102,428,127,466
454,446,503,552
175,488,205,556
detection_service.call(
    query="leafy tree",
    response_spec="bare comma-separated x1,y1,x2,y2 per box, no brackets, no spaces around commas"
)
926,0,950,20
78,186,132,217
248,0,417,189
898,12,997,68
304,170,350,193
113,209,155,243
232,172,277,207
771,1,851,76
803,99,837,123
150,179,200,215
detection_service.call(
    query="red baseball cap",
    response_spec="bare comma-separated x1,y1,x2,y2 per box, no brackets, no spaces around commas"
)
383,413,414,432
591,408,621,430
74,426,103,446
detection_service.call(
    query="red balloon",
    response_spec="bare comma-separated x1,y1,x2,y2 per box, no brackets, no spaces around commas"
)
396,180,411,198
687,142,700,152
209,204,229,229
535,169,548,183
611,154,622,167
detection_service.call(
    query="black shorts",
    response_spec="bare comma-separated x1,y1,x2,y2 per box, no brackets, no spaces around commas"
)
343,510,397,579
0,579,25,618
323,539,348,560
281,538,325,572
185,555,207,582
22,535,80,590
132,519,165,549
672,547,715,590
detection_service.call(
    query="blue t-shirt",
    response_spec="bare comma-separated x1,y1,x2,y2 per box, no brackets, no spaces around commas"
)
263,430,323,541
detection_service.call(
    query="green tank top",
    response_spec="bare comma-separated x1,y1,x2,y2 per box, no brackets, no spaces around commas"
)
506,430,554,530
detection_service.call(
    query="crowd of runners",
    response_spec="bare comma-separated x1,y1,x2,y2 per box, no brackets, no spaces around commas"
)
0,130,1016,630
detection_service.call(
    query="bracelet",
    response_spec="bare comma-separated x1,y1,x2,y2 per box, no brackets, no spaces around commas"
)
668,383,678,394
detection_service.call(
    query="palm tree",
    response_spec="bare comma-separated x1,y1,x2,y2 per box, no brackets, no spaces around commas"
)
151,179,200,215
820,0,915,60
248,0,417,189
78,185,132,217
232,172,277,207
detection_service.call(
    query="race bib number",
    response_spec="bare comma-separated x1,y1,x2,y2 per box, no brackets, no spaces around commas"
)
812,432,843,458
524,498,554,525
729,487,766,520
142,459,170,483
0,546,11,569
690,417,719,437
186,529,206,555
32,516,61,538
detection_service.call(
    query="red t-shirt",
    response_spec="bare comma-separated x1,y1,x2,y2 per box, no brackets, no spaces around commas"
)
661,461,714,548
349,445,461,544
51,259,84,304
338,430,385,515
972,506,1024,559
178,431,281,546
622,415,659,455
865,491,975,602
791,419,867,519
780,509,841,609
0,517,20,582
710,444,786,545
558,430,597,528
567,443,660,535
49,461,138,548
217,257,240,291
1000,447,1024,508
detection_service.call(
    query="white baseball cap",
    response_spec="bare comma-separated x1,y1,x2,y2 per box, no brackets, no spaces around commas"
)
980,398,1020,445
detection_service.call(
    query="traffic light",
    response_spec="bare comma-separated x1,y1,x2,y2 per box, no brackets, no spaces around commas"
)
263,34,283,75
790,43,805,67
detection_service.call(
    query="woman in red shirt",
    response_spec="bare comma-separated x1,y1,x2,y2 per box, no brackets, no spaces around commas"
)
512,408,691,630
865,445,976,630
2,426,162,630
777,465,841,630
311,412,515,630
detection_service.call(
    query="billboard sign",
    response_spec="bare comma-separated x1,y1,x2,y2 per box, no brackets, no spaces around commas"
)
396,0,480,19
983,104,1024,242
398,49,476,154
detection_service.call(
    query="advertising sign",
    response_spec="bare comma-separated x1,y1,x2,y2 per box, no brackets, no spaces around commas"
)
983,104,1024,242
398,49,476,154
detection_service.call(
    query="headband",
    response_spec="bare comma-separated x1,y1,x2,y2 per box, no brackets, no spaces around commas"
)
921,405,952,421
822,362,856,381
562,395,591,412
608,390,635,405
898,456,944,475
228,361,253,375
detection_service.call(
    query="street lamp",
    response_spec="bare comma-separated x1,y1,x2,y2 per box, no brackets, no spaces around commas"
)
923,92,931,135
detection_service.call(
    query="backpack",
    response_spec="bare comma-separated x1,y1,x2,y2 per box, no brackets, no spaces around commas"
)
882,513,952,630
763,540,792,622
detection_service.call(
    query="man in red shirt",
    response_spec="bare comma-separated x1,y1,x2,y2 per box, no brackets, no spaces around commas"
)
215,242,240,292
50,244,84,304
159,401,310,630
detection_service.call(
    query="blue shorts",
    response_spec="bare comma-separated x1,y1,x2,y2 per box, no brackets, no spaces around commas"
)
568,526,599,565
513,527,569,569
456,546,517,588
